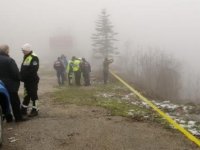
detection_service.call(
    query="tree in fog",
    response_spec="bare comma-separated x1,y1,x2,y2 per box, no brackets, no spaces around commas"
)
92,9,118,59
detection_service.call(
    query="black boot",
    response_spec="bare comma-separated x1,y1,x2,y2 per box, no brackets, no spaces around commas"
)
28,109,38,117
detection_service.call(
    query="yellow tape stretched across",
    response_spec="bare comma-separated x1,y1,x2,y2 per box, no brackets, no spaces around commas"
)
110,70,200,147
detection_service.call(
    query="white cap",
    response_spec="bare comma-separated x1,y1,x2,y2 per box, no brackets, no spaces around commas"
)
22,43,32,51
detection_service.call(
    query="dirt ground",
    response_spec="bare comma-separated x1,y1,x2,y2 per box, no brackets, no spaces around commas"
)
1,75,199,150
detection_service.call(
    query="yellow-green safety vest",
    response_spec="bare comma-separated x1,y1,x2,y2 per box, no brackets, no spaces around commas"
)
23,53,37,66
72,59,81,72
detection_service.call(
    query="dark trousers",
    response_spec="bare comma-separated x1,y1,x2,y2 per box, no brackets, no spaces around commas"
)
74,71,81,86
68,72,73,85
56,71,65,85
83,73,90,86
9,92,22,120
23,81,38,107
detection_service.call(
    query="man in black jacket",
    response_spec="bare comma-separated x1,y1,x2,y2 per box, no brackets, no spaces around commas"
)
103,57,113,84
54,57,65,85
0,44,26,122
20,43,39,117
81,58,91,86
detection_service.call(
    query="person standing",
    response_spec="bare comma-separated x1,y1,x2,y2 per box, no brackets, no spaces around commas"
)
0,44,27,122
103,57,113,84
60,54,68,69
54,57,65,85
60,54,68,81
67,58,74,86
72,56,81,86
81,58,91,86
20,43,40,117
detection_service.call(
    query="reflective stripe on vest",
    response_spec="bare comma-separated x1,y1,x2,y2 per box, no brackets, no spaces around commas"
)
23,53,37,66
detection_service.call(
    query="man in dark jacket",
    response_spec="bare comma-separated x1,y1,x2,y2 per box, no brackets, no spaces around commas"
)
20,43,39,117
81,58,91,86
60,54,68,81
54,57,65,85
0,44,26,122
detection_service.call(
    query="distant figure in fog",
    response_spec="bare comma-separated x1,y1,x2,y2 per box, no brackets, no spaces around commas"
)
60,54,68,68
81,58,91,86
67,58,74,86
72,56,81,86
60,54,68,81
54,57,65,86
103,57,113,84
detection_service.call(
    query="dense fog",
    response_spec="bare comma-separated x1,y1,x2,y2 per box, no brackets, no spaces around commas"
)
1,0,200,102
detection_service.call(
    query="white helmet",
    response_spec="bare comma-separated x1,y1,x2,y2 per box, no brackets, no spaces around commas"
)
22,43,32,51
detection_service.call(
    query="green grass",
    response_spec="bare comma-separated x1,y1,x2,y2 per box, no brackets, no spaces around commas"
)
54,84,139,116
53,82,170,127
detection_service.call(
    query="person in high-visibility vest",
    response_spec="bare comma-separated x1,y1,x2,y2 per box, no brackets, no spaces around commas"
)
67,59,73,85
20,43,39,117
72,56,81,86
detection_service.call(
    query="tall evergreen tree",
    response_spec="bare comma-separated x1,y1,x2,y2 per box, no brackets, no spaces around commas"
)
92,9,118,59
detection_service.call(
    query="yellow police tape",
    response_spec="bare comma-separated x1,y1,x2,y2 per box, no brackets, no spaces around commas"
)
110,70,200,147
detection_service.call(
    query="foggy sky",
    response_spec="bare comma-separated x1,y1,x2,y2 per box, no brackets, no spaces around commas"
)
0,0,200,70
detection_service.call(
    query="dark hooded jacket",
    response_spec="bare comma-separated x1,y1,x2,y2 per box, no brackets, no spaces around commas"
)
0,52,20,92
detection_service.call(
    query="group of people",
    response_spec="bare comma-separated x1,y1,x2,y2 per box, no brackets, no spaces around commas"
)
0,43,39,123
53,55,114,86
54,56,91,86
53,55,68,86
0,42,114,124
